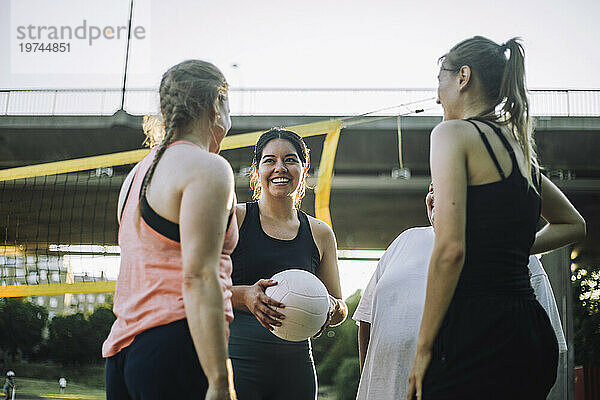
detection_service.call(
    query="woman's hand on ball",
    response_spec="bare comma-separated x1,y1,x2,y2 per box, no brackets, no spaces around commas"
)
245,279,286,330
313,295,336,338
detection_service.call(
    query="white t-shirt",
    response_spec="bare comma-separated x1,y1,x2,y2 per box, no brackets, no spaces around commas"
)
353,226,567,400
353,227,434,400
528,255,568,352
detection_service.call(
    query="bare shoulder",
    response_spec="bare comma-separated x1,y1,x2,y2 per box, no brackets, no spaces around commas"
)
307,215,336,245
167,146,233,187
432,119,474,138
178,145,231,170
431,120,474,150
201,153,233,180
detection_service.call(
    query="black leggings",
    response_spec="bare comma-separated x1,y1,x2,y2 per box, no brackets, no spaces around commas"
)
229,312,317,400
231,354,316,400
106,319,208,400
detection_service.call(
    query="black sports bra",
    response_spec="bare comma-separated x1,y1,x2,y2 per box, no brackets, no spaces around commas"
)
120,167,232,243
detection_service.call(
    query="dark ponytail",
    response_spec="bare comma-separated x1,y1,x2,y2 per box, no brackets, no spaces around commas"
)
498,38,539,185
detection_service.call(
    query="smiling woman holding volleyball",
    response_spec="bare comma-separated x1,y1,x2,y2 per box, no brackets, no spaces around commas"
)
228,128,348,400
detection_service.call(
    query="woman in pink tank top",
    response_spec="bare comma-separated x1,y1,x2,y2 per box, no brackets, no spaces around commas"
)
103,60,237,400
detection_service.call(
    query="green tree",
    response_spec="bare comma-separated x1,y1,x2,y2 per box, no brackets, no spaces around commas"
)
572,263,600,365
47,306,116,365
88,305,116,360
313,290,362,385
333,357,361,400
48,312,95,365
0,298,48,361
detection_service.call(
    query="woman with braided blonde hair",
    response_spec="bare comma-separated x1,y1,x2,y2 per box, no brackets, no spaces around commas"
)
103,60,237,400
407,37,585,399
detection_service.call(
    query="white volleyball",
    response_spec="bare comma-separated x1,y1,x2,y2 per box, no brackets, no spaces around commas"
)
265,269,330,342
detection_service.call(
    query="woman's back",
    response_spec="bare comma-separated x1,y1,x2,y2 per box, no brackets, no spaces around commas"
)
459,118,541,297
420,118,558,398
104,142,237,357
410,36,585,400
105,59,238,400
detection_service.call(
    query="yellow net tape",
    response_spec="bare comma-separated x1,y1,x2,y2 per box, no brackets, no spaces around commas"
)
0,119,342,182
0,149,149,182
221,119,342,150
0,119,342,296
314,122,342,227
0,281,116,297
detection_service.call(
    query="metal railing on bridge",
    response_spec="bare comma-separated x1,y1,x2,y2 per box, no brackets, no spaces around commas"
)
1,88,599,117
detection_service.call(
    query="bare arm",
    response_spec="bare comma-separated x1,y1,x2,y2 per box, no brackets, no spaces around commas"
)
409,122,468,399
417,122,467,351
358,321,371,373
179,157,234,394
530,174,586,254
315,221,348,326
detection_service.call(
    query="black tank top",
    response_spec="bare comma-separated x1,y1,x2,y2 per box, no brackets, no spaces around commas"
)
231,202,321,285
456,118,541,297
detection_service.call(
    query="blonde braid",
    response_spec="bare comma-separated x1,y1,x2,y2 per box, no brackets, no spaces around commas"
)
140,90,191,201
135,59,229,226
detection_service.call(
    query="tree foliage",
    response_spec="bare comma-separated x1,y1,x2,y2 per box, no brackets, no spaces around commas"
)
88,306,116,360
0,298,48,360
313,290,361,395
572,264,600,366
333,357,361,400
48,312,95,365
47,305,115,365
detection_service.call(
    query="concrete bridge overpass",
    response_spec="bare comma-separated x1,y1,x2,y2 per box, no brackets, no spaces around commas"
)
0,110,598,267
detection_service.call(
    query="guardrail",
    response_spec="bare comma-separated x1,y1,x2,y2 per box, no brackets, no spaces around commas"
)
1,88,599,117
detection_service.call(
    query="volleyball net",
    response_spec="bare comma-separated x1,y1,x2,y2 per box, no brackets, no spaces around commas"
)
0,119,343,297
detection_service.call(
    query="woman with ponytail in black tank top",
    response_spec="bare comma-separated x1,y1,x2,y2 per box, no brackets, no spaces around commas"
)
229,128,348,399
407,37,586,400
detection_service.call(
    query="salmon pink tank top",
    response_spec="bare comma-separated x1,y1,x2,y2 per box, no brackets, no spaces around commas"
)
102,141,237,358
